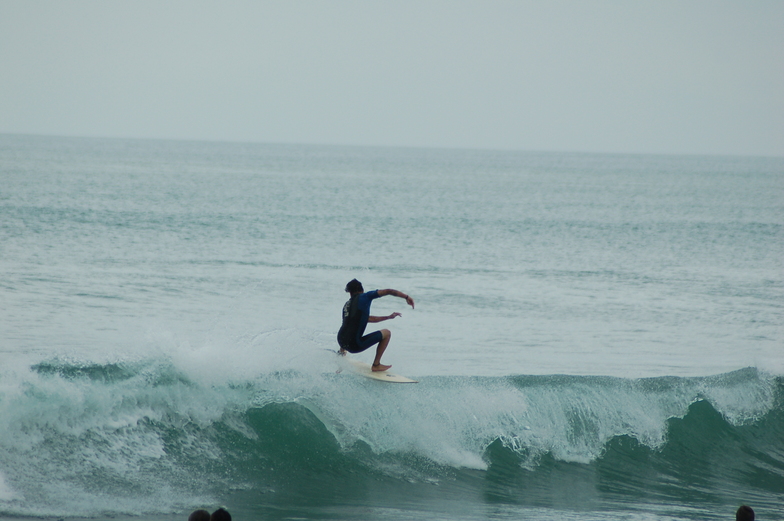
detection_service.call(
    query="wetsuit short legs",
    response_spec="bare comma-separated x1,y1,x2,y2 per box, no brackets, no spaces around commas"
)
342,330,383,354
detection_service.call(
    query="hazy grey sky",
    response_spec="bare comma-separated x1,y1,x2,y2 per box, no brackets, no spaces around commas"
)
1,1,782,156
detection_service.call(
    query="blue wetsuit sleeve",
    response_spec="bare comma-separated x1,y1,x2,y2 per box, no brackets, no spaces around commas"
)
356,291,379,316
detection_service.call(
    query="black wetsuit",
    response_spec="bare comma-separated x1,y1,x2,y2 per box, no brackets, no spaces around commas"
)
337,290,383,353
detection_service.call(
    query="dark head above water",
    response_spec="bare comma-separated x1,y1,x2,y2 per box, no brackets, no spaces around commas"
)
345,279,364,295
211,508,231,521
736,505,754,521
188,510,210,521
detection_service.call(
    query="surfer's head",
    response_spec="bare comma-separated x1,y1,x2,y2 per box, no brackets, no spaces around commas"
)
345,279,364,295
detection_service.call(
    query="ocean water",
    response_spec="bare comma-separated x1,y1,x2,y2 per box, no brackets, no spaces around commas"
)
0,134,782,520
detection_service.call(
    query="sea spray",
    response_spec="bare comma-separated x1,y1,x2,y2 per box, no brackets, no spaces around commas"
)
1,354,782,518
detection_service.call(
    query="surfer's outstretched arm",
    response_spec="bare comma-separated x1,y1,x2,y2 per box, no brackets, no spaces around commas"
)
368,312,401,323
377,289,415,309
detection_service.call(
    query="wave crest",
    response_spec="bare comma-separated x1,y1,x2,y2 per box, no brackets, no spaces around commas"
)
0,358,782,517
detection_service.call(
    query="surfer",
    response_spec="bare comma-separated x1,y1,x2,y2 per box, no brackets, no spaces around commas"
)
337,279,415,371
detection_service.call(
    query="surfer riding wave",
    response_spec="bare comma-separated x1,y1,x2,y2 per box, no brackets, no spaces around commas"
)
337,279,415,371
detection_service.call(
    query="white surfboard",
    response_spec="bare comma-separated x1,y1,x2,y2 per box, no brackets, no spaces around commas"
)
340,355,418,383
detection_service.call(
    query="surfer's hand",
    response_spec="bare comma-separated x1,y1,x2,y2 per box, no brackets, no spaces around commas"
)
389,312,402,320
405,295,415,309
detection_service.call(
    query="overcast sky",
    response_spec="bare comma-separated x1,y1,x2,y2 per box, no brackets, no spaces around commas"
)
1,1,782,156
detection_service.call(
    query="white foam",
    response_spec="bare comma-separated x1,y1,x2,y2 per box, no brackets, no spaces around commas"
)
0,470,21,501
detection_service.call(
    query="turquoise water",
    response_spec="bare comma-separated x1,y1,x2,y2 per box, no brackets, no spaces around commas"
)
0,134,782,520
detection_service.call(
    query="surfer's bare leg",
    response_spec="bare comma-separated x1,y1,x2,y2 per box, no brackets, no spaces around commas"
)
372,329,392,371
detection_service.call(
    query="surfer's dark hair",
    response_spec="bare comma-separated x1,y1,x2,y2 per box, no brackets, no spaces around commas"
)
345,279,364,294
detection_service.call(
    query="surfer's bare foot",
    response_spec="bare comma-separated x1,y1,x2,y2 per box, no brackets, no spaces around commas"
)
372,363,391,372
338,349,347,356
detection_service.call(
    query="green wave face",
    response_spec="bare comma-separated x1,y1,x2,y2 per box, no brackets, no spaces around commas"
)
0,361,782,519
